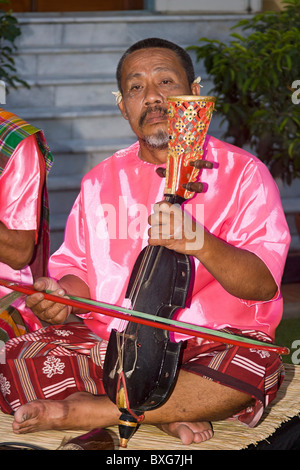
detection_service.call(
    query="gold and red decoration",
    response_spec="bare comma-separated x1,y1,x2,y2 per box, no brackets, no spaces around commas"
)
165,95,215,200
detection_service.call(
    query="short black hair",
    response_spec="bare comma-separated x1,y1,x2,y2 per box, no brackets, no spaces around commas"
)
116,37,195,93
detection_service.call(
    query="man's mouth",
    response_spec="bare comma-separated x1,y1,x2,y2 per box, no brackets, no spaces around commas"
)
139,106,168,127
146,112,167,124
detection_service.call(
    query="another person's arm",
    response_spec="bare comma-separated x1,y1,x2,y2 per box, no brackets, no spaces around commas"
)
0,135,45,270
0,223,35,270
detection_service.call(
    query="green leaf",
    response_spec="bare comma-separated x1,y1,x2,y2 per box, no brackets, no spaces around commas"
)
188,0,300,184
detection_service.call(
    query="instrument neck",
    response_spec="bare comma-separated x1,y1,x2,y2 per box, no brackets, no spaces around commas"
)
164,194,185,206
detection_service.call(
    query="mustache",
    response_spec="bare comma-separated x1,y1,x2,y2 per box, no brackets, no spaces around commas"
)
139,105,168,127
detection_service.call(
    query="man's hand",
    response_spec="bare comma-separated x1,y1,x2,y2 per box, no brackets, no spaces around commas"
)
148,201,204,256
25,277,72,325
148,197,277,302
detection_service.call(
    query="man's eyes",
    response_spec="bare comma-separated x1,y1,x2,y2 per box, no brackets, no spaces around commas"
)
129,79,174,91
128,84,142,93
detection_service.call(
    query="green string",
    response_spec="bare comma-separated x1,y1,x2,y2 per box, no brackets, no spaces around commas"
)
63,293,278,349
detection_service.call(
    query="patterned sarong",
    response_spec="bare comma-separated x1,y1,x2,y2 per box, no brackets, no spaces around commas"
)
0,323,107,414
181,328,284,427
0,323,283,430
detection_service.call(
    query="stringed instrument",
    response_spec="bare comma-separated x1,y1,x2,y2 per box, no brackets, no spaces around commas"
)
103,95,215,447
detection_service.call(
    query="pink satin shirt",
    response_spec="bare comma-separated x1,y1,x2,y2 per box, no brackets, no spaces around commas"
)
50,137,291,341
0,135,43,330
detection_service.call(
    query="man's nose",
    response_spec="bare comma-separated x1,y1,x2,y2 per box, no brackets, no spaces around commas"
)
144,84,163,106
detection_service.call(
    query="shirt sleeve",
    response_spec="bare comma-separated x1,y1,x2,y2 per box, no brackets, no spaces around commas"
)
49,192,89,286
0,134,43,233
221,159,291,290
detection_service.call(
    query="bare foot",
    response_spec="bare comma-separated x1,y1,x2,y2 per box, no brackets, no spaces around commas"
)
159,421,213,445
12,392,119,434
12,393,213,447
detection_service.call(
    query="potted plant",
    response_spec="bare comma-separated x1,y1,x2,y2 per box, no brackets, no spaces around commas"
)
188,0,300,186
0,1,29,97
188,0,300,260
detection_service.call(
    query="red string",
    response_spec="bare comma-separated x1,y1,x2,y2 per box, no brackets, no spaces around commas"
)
0,279,289,355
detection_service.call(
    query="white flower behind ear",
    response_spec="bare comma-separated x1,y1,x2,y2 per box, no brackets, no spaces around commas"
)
112,91,123,104
193,76,203,87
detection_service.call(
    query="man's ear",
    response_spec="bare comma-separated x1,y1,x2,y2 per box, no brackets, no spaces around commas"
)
191,82,201,97
118,99,128,120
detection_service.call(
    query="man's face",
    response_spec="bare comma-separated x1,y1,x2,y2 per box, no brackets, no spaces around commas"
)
119,48,197,152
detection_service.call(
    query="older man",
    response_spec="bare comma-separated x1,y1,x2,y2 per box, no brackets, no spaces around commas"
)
0,38,290,446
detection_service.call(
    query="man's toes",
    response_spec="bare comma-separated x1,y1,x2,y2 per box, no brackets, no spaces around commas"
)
194,428,214,443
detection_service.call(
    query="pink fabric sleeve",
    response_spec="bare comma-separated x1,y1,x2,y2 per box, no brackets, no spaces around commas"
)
49,193,89,287
0,134,42,232
217,157,290,306
225,160,289,288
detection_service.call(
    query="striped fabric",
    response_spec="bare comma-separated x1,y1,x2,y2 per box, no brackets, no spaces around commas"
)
0,322,283,430
0,323,107,414
181,328,284,428
0,108,53,174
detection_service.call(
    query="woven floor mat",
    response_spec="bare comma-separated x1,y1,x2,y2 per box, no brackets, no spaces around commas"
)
0,364,299,450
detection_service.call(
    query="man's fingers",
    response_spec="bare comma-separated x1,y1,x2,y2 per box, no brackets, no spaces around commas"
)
33,277,61,293
148,201,184,241
148,201,176,227
25,291,45,309
40,298,68,323
26,277,61,308
25,278,69,322
30,287,65,309
27,290,70,324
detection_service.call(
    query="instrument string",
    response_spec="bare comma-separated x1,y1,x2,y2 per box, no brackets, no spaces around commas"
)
0,278,289,355
127,245,153,306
